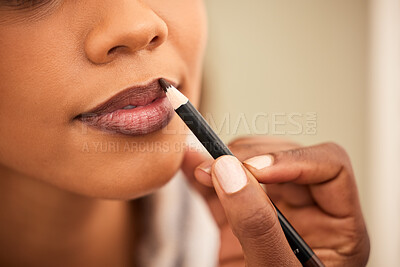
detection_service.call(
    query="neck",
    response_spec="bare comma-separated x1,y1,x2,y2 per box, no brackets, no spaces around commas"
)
0,166,134,267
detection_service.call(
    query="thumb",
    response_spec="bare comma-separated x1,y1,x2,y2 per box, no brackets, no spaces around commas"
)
181,147,213,183
211,155,300,267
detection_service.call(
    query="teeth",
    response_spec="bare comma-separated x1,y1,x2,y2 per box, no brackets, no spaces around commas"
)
122,105,137,110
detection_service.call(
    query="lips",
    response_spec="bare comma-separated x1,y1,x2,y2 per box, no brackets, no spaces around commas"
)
77,79,177,135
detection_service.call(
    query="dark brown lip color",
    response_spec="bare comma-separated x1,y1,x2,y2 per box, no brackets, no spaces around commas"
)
77,78,178,117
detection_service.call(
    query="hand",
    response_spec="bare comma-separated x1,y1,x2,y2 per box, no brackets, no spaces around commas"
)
182,137,370,267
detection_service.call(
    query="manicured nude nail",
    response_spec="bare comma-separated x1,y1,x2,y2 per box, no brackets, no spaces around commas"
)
214,156,248,193
243,155,274,170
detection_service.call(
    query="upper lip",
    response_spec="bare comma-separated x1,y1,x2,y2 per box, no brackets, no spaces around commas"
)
79,78,178,116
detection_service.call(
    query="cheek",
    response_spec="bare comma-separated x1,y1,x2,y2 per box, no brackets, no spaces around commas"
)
0,22,81,182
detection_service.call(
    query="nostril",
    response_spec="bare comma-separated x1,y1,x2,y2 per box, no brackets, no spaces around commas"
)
106,36,160,57
107,45,124,55
149,36,159,45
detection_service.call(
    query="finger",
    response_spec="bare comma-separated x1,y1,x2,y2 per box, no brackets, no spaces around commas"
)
181,148,209,181
181,149,228,227
276,206,356,249
194,160,214,187
242,142,360,218
228,140,313,207
266,183,315,208
211,155,301,267
228,141,299,162
228,136,300,148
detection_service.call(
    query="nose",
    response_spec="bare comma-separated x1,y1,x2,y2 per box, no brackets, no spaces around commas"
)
84,1,168,64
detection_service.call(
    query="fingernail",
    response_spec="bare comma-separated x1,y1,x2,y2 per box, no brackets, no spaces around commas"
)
198,165,211,174
214,156,248,193
243,155,274,170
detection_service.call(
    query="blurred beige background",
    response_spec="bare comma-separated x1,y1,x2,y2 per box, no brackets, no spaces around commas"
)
202,0,400,266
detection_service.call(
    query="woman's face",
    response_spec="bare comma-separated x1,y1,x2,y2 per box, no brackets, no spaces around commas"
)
0,0,207,199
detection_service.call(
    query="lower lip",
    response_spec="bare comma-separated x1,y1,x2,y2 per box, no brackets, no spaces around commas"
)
79,96,174,135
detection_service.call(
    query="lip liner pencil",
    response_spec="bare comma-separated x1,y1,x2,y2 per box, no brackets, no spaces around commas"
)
159,79,324,267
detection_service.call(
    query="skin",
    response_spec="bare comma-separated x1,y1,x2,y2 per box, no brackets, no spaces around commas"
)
0,0,206,266
0,1,369,266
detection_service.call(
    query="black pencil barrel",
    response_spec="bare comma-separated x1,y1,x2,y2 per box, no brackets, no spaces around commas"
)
176,101,233,158
274,205,320,265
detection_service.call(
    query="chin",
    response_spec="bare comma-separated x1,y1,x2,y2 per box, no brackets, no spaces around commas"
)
89,150,185,200
41,146,186,200
86,168,182,200
45,120,188,200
